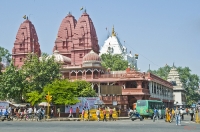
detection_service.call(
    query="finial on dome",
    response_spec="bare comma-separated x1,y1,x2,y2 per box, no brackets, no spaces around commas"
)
173,62,175,68
130,51,131,54
112,25,116,36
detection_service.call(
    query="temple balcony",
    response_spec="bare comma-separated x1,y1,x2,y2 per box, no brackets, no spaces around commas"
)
122,88,150,95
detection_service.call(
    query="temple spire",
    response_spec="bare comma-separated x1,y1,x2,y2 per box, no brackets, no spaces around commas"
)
112,26,116,36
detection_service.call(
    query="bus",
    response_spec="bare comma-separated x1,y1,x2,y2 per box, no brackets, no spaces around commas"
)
136,100,165,119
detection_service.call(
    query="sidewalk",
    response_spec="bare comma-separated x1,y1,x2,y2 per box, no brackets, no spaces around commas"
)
45,117,130,121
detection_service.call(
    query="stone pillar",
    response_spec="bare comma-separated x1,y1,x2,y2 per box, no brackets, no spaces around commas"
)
91,69,93,79
76,72,77,80
69,72,71,79
152,82,154,94
98,83,101,97
98,70,100,78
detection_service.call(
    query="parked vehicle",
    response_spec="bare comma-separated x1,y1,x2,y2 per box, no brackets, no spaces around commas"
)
136,100,165,119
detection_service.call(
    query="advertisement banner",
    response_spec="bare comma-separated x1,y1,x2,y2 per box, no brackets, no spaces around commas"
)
65,97,101,113
0,102,9,112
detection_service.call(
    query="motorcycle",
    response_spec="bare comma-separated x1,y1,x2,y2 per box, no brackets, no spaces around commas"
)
129,112,143,121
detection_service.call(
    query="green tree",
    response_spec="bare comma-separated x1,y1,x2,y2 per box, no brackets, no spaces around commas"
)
43,79,79,105
149,65,200,106
0,62,27,102
75,80,97,97
101,53,128,71
0,46,11,74
22,53,61,94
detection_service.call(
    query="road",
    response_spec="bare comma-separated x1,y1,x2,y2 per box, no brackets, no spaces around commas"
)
0,115,199,132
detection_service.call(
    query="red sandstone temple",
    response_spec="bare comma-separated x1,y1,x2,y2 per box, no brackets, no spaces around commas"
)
11,11,174,115
12,18,41,68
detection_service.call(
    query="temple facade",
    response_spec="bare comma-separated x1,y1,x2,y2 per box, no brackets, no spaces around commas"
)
53,11,99,66
12,18,41,67
99,27,137,69
167,66,186,105
10,11,174,116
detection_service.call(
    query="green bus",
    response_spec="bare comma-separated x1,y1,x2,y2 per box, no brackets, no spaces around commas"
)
136,100,165,119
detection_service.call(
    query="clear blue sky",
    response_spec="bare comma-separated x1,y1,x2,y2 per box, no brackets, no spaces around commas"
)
0,0,199,76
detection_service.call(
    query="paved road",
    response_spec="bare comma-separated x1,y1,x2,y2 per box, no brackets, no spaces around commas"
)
0,115,199,132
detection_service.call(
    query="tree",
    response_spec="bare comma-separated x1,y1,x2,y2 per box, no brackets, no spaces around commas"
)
22,53,61,94
42,79,79,105
101,53,128,71
0,62,27,103
0,46,11,74
149,65,200,106
75,80,97,97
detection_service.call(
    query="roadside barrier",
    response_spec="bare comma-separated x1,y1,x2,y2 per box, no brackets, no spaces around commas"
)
80,109,118,121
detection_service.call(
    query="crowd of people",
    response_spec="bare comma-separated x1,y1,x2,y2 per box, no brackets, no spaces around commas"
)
0,106,51,121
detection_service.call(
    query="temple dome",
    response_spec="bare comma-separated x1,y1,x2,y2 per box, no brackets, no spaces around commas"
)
82,50,101,67
47,50,71,64
83,50,101,62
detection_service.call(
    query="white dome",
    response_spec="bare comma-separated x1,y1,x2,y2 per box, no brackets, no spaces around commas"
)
47,50,71,64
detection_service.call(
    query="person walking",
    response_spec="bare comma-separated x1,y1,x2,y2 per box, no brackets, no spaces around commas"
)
76,107,79,118
153,108,158,122
68,107,73,118
87,108,90,121
82,108,85,121
96,108,100,121
189,108,194,121
50,108,54,118
109,108,114,121
175,107,181,125
103,108,107,122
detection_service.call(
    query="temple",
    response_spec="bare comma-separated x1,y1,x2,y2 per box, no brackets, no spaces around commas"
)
9,11,175,116
167,65,186,105
99,26,137,68
12,18,41,67
53,11,99,66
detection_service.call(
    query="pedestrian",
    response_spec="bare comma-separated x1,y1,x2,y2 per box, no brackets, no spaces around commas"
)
189,108,194,121
180,108,184,121
87,108,90,121
96,108,100,121
76,107,79,118
153,108,158,122
0,109,2,116
68,107,73,118
103,108,107,122
50,108,54,118
82,108,85,121
175,107,181,125
109,108,114,121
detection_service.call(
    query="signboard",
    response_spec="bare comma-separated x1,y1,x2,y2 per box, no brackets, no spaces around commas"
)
0,102,9,112
65,97,100,113
100,85,122,94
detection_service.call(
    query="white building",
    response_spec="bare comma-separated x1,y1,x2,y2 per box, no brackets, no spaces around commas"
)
167,66,186,105
99,26,138,69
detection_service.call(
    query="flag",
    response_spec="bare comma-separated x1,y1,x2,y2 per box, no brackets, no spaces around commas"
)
80,7,83,11
23,15,26,19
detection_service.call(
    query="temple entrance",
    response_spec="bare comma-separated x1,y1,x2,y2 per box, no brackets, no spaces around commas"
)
128,96,137,110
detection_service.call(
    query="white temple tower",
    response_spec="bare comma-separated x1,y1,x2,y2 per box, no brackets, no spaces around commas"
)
99,26,138,69
167,65,186,105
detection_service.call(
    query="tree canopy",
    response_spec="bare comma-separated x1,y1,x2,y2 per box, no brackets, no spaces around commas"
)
26,79,97,106
0,53,61,103
149,65,200,106
101,53,128,71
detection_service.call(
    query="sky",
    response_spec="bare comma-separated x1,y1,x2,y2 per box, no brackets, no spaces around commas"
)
0,0,199,76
